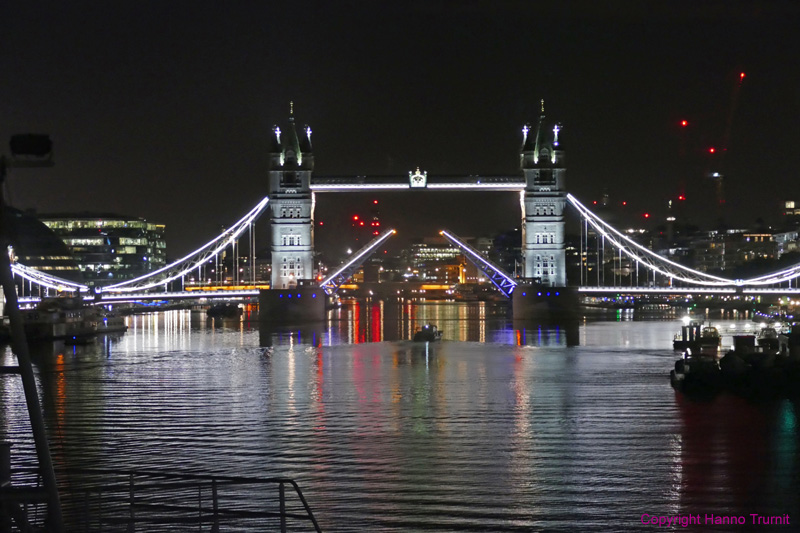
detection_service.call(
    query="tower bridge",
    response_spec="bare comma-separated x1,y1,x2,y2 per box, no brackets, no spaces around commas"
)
10,107,800,319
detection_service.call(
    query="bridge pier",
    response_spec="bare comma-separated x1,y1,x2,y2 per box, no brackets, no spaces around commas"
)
258,287,325,324
511,284,579,322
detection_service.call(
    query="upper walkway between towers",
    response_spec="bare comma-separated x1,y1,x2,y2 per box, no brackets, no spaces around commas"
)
310,174,525,191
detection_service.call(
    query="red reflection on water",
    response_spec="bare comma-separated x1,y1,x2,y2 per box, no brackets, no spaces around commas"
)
676,393,772,512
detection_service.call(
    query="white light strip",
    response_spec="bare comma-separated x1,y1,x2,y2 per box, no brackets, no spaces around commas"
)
311,184,409,190
568,194,733,285
99,289,261,301
440,229,517,288
579,286,738,294
11,262,89,292
570,195,800,287
101,197,270,293
426,183,524,189
320,229,396,287
311,183,525,191
11,264,89,292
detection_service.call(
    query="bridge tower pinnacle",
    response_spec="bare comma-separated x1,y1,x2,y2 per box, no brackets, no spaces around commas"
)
268,107,315,289
520,111,567,286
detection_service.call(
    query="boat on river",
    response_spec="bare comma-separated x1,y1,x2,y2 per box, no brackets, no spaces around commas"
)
20,297,96,341
756,326,788,353
1,298,129,342
672,321,721,351
413,324,442,342
671,333,800,398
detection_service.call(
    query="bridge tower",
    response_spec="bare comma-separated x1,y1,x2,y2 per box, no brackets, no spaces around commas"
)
268,106,315,289
520,106,566,286
513,105,576,321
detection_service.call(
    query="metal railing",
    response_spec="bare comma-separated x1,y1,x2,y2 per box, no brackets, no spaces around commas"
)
5,468,322,532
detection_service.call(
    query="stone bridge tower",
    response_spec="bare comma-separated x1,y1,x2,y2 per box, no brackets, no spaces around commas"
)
268,107,315,289
520,106,567,287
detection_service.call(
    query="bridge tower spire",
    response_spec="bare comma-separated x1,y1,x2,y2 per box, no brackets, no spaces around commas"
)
520,109,566,286
268,105,315,289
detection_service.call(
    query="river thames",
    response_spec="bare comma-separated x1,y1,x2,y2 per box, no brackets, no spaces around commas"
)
2,301,798,531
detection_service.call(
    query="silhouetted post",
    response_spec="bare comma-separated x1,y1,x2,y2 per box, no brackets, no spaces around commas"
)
0,135,63,531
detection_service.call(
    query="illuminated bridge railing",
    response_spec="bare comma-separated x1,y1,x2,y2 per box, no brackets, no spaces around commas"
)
440,229,517,298
319,228,396,295
98,197,270,294
579,286,800,295
311,174,525,191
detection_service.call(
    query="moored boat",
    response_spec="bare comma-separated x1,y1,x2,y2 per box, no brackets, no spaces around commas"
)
672,333,800,398
21,297,96,340
672,321,721,351
670,348,723,395
756,326,788,353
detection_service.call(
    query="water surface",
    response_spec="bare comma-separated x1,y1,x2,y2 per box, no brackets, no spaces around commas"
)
1,303,796,531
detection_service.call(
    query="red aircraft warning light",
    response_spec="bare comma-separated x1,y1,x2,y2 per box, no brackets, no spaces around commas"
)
708,147,716,154
678,195,686,201
643,213,650,219
680,120,688,127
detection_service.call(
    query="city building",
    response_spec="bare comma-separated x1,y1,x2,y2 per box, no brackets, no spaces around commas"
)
38,212,166,286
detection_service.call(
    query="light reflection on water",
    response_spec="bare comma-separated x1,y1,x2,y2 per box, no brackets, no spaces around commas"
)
1,302,798,531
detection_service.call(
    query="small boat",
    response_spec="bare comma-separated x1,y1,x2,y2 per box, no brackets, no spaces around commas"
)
670,348,722,395
413,324,442,342
672,321,721,351
754,326,789,354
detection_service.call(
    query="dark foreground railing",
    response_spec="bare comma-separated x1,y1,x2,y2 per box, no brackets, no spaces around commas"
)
3,468,322,532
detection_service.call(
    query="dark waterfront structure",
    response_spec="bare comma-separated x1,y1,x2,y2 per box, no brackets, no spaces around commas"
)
4,207,82,285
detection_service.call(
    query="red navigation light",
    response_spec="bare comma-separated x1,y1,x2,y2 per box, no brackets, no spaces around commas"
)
708,147,716,154
373,199,378,204
622,201,627,206
680,120,688,127
678,195,686,201
592,200,598,205
643,213,650,219
319,221,324,226
740,72,746,80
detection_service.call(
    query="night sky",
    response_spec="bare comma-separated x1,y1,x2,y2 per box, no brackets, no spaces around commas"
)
2,1,799,260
